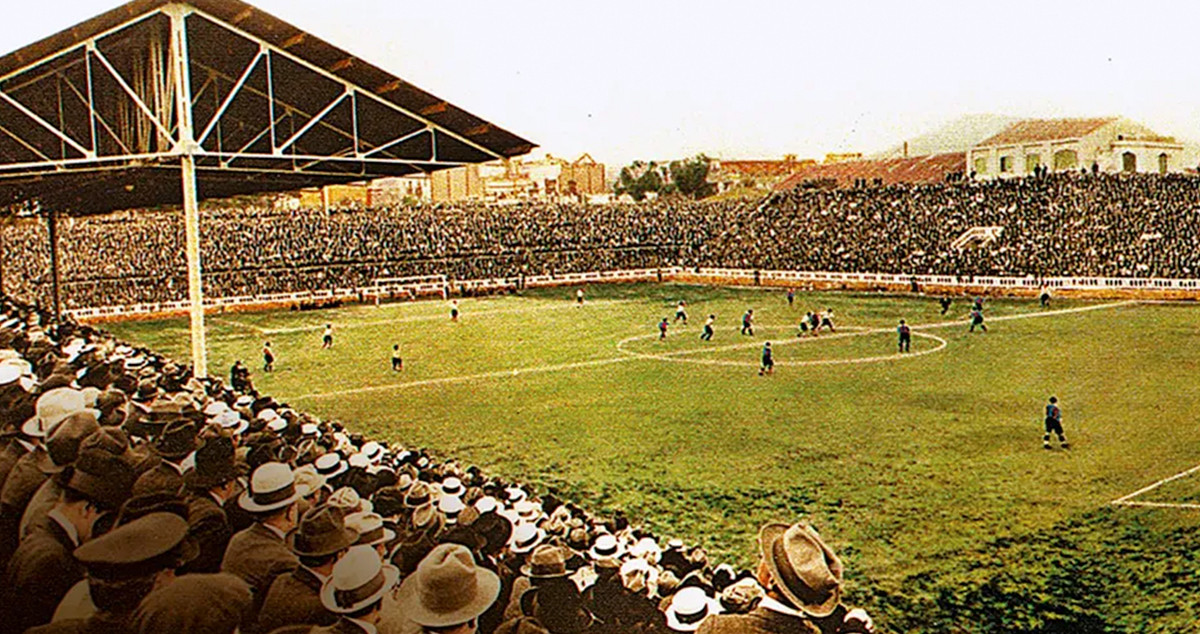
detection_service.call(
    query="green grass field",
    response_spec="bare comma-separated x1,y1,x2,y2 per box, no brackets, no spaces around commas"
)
104,283,1200,631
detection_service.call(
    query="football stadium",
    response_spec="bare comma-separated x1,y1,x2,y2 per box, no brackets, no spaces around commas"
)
0,2,1199,634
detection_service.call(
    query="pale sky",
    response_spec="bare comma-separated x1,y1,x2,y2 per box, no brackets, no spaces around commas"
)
2,1,1199,168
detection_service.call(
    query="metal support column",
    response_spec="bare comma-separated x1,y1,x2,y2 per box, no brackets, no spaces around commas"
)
169,4,207,376
181,155,207,376
47,208,61,319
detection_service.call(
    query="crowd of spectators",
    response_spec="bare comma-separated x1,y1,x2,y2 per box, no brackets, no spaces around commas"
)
0,297,876,633
3,172,1199,310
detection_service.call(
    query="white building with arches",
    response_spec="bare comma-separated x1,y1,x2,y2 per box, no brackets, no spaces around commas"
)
967,117,1185,178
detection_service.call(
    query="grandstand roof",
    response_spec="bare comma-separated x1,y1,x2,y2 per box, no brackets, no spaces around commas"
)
774,152,965,190
0,0,536,214
975,118,1118,147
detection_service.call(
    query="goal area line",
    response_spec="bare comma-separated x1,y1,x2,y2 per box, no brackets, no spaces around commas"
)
1110,462,1200,510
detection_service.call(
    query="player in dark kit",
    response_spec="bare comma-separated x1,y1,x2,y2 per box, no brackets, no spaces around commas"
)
741,309,754,335
262,341,275,372
939,297,952,315
701,314,715,341
897,319,911,353
659,318,669,340
391,344,403,371
969,308,987,332
1043,396,1068,449
1039,286,1051,308
322,324,333,349
759,342,774,376
787,288,795,307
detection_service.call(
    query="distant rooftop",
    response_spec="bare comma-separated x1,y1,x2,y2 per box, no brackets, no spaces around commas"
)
976,118,1119,147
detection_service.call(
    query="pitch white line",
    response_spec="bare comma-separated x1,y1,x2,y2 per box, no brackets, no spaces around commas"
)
284,355,636,401
207,316,269,334
1110,462,1200,505
1111,501,1200,510
213,298,642,337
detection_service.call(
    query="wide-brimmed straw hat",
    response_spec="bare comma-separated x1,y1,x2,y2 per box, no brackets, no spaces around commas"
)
758,522,843,617
319,545,399,614
239,462,301,513
665,586,723,632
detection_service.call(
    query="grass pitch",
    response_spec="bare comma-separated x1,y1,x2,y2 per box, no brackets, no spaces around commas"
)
105,284,1200,631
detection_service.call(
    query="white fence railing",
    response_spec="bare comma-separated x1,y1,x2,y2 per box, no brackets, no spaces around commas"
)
63,266,1200,320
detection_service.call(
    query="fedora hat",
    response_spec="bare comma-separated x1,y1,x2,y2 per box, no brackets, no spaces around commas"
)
155,420,197,461
292,465,328,498
409,502,445,536
404,481,434,508
508,522,545,555
520,544,570,579
64,443,136,510
320,545,399,614
345,511,396,547
758,522,843,617
396,543,500,627
24,387,96,438
287,504,358,558
37,410,100,475
328,487,372,516
184,436,239,490
665,586,723,632
239,462,301,513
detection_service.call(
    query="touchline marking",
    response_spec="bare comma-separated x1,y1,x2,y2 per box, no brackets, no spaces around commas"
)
1112,501,1200,511
910,300,1138,331
212,298,643,337
284,356,636,401
1110,461,1200,505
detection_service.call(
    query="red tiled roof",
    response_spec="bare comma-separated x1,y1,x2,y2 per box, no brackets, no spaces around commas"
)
975,118,1118,147
715,160,814,178
773,152,965,191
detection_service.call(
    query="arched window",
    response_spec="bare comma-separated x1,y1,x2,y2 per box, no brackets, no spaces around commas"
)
1158,153,1169,174
1123,152,1137,173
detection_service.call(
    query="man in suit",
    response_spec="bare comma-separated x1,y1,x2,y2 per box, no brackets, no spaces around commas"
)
222,462,303,624
257,504,357,633
1,431,135,634
697,522,874,634
131,419,197,496
182,435,239,574
26,512,197,634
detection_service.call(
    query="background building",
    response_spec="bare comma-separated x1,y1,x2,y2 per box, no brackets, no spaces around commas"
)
967,117,1185,177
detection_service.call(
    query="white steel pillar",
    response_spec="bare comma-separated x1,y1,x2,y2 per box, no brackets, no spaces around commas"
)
169,4,207,376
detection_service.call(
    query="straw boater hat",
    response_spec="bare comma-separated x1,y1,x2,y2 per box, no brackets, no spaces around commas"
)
287,505,358,558
345,511,396,548
665,586,723,632
440,476,464,498
758,522,843,617
508,522,545,555
319,545,399,614
313,453,348,480
588,533,625,561
438,495,467,525
239,462,301,513
396,543,500,627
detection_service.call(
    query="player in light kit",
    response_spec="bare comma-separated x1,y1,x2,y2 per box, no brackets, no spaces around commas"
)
798,312,811,336
741,309,754,335
759,342,774,375
820,308,835,332
659,318,669,340
322,324,333,349
897,319,911,353
1043,396,1068,449
577,288,584,305
701,314,715,341
675,300,688,324
391,344,403,371
450,300,459,321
